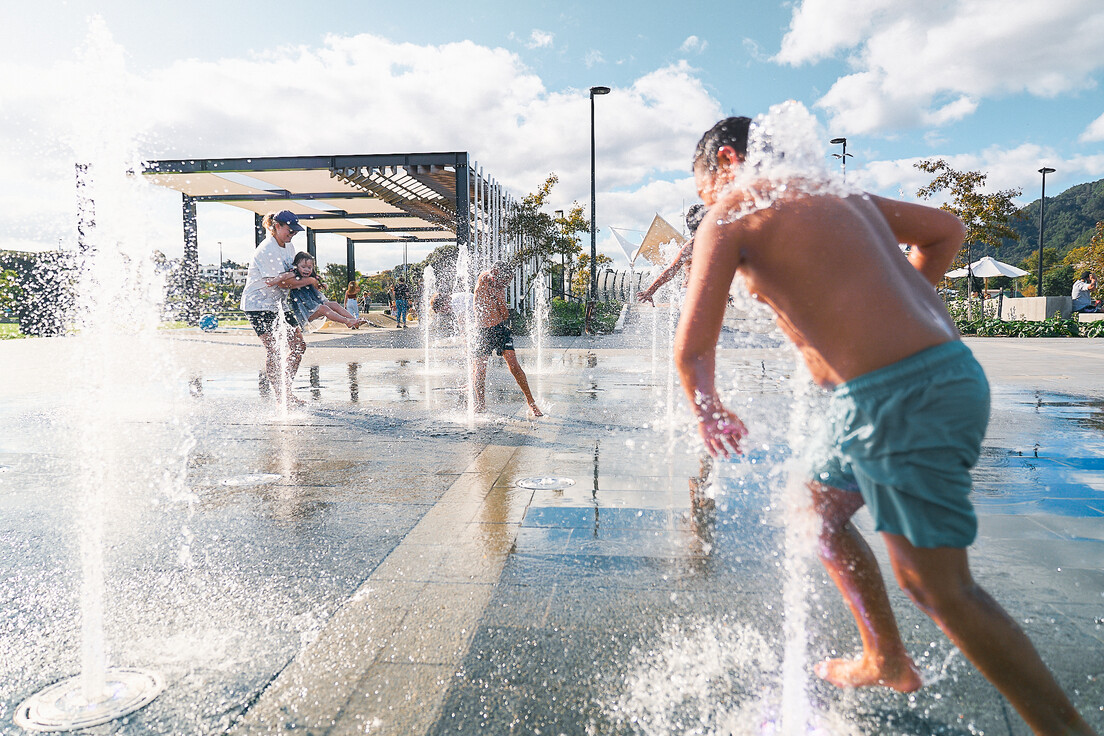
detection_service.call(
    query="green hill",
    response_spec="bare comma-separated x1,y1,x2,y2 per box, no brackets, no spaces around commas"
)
979,178,1104,265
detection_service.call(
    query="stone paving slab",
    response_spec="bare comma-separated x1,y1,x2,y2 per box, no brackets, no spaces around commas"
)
2,333,1104,735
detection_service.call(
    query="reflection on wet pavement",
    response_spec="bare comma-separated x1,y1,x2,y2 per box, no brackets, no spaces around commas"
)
976,387,1104,517
2,339,1102,735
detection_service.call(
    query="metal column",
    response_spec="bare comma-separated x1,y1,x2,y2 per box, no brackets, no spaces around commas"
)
346,238,356,283
254,213,265,247
306,229,317,260
182,194,200,323
455,158,471,263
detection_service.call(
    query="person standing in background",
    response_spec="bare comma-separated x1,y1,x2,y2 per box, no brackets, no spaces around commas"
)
345,279,361,319
391,278,410,328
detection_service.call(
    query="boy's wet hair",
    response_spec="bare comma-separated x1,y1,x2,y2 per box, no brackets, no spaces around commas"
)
686,204,706,235
693,117,752,173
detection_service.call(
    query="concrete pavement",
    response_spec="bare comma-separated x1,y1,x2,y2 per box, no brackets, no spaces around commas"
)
1,329,1102,735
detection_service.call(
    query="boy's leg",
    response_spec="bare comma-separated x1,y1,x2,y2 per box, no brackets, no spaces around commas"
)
473,354,489,412
883,535,1096,735
810,482,922,692
502,350,542,416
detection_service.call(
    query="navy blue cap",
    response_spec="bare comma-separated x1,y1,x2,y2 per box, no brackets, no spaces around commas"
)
274,210,304,232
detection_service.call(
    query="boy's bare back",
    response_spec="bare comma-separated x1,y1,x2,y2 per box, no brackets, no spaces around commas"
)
681,189,964,389
474,269,510,329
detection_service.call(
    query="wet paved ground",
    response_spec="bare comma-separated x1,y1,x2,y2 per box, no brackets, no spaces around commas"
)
1,324,1102,735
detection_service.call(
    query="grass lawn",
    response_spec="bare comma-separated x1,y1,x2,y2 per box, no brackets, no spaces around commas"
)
159,319,249,330
0,323,26,340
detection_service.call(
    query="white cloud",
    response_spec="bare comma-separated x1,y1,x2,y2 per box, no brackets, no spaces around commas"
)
778,0,1104,135
679,36,707,54
742,38,772,64
1081,112,1104,142
0,22,721,274
853,142,1099,208
776,0,896,65
584,49,605,67
526,30,554,49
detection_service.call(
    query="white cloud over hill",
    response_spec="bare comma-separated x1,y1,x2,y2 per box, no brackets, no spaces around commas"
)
777,0,1104,135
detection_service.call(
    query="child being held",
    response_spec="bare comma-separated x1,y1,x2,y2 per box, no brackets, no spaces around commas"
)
286,253,367,330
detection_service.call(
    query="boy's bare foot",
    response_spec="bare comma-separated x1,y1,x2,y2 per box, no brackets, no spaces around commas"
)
528,404,543,418
815,656,922,693
282,393,307,408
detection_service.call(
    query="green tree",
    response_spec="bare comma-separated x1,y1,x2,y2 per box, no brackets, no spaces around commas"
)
915,159,1023,269
506,173,589,296
359,272,393,306
322,263,350,302
1019,247,1062,274
0,269,22,316
1063,221,1104,279
571,252,613,298
1041,264,1076,298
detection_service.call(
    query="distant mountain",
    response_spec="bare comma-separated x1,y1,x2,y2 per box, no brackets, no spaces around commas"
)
980,177,1104,266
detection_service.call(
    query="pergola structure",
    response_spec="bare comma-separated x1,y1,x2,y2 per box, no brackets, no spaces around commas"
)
142,152,535,320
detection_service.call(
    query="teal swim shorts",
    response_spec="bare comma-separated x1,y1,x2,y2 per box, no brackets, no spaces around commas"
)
807,341,990,549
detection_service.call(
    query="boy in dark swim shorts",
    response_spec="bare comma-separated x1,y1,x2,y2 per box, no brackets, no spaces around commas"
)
472,262,542,417
476,321,515,356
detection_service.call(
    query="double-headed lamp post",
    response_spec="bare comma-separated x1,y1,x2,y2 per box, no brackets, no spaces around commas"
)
830,137,853,180
588,85,610,335
1037,167,1056,295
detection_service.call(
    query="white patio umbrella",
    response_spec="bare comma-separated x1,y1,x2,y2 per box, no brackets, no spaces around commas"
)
945,256,1029,279
946,256,1030,309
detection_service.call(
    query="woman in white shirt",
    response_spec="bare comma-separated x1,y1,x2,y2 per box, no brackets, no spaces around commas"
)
240,210,312,404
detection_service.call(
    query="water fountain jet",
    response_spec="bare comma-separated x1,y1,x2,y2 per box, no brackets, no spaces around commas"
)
12,17,192,730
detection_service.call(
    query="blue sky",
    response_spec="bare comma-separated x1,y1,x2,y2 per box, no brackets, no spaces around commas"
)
2,0,1103,272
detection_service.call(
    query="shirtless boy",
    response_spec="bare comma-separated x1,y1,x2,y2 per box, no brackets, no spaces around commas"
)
472,262,542,417
675,117,1095,736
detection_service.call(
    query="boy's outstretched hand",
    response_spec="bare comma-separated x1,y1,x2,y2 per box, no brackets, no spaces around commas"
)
697,407,748,458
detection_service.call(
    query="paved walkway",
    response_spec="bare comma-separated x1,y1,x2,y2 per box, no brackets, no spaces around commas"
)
1,330,1102,735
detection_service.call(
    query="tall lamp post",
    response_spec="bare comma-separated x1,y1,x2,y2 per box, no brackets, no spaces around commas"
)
588,85,610,335
830,137,852,180
554,209,565,298
1036,167,1055,295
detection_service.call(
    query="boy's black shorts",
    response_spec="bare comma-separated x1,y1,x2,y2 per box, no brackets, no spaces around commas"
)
476,321,514,356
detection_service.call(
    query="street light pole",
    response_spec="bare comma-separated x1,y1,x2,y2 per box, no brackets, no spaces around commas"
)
1037,167,1055,296
218,241,223,283
830,137,853,180
554,209,565,298
588,85,610,335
